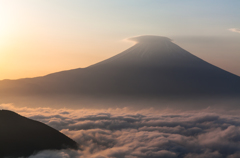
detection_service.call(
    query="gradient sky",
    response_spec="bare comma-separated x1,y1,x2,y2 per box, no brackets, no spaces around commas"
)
0,0,240,80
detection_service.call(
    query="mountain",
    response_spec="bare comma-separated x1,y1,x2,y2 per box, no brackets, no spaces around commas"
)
0,35,240,101
0,110,78,158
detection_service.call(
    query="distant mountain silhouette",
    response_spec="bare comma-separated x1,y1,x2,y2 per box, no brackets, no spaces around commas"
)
0,110,78,157
0,35,240,100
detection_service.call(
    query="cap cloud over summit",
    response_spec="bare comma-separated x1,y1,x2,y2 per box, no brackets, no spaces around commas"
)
127,35,172,43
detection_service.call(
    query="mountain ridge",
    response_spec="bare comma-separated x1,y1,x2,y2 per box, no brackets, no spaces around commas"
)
0,110,78,157
0,35,240,101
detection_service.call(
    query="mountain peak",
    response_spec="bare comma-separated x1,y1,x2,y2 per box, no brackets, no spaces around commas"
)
0,35,240,102
128,35,172,44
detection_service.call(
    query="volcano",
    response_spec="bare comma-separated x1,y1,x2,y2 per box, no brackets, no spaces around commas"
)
0,110,78,157
0,35,240,100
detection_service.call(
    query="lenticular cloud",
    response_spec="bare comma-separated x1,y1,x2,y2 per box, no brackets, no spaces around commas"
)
2,104,240,158
229,28,240,34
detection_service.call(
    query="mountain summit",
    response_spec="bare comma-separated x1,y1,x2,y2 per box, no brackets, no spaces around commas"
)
0,35,240,100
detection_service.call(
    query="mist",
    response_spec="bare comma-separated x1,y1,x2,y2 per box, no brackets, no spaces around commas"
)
2,104,240,158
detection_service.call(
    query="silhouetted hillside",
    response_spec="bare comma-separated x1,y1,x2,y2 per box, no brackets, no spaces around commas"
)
0,110,78,157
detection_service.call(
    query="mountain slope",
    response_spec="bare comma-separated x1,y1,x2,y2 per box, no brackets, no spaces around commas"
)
0,35,240,99
0,110,78,158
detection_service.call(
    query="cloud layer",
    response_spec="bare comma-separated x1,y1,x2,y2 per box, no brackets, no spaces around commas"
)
229,28,240,33
1,104,240,158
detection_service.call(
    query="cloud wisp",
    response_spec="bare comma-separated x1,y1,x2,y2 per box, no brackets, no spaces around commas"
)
2,104,240,158
229,28,240,34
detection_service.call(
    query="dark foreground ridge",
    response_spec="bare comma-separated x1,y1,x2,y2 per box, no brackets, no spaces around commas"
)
0,110,78,157
0,35,240,101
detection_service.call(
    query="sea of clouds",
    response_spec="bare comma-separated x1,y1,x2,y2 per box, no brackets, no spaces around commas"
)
1,104,240,158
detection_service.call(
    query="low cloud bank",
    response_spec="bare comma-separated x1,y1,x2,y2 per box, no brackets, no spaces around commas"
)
1,104,240,158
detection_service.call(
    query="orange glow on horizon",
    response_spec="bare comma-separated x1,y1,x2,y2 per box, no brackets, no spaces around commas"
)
0,33,133,80
0,1,239,80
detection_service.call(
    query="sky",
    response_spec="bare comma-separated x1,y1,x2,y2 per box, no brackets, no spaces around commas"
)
0,0,240,80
